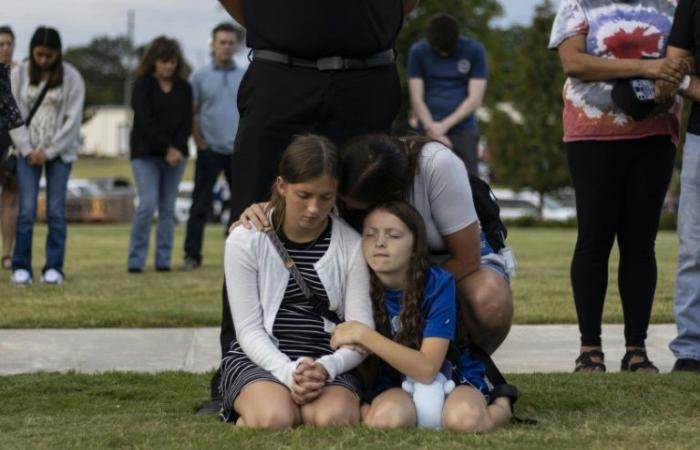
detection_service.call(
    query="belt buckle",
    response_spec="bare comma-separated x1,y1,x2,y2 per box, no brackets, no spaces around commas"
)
317,56,344,71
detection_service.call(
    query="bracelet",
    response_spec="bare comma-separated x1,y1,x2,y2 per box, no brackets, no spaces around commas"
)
680,75,691,91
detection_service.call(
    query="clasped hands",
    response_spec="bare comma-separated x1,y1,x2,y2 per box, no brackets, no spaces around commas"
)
290,358,328,405
291,322,372,405
424,121,453,149
26,149,48,166
165,147,183,167
653,57,695,103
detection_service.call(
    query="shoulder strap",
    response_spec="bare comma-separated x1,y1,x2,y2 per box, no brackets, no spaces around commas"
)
25,80,52,127
265,228,342,324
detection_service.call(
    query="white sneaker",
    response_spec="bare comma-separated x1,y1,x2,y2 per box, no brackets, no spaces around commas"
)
11,269,32,285
41,269,64,285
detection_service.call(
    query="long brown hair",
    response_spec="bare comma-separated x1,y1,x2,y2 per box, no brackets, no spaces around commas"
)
340,134,434,205
134,36,188,80
366,200,430,350
268,134,342,229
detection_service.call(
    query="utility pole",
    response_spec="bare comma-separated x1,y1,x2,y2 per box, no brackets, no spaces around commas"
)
123,9,135,107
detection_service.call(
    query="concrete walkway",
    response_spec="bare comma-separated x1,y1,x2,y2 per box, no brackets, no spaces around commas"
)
0,325,679,375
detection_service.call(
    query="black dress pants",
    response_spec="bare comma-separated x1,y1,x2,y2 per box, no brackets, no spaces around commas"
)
183,149,232,263
567,135,675,348
209,60,401,399
228,60,401,220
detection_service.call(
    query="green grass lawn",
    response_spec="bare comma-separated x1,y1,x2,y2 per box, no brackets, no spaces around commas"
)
2,372,698,449
0,225,679,328
70,156,196,183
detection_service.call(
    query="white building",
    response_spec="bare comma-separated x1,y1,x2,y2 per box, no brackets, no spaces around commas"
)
80,105,132,157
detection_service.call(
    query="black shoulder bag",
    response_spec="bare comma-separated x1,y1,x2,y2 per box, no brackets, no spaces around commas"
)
1,81,52,176
265,228,342,325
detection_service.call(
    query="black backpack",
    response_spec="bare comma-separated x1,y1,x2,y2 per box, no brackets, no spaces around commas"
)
469,173,507,252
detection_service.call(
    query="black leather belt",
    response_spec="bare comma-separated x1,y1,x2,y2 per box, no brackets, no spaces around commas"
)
251,49,395,71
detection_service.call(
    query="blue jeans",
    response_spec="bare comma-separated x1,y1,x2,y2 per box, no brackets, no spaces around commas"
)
127,156,186,270
12,156,72,276
671,133,700,362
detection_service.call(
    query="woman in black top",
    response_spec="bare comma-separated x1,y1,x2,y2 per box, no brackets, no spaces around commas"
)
127,36,192,272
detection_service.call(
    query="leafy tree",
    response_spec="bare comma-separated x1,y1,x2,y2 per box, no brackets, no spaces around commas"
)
64,36,132,109
485,0,570,217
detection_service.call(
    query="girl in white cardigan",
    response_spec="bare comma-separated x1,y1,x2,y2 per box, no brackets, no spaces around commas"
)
10,27,85,285
220,134,373,428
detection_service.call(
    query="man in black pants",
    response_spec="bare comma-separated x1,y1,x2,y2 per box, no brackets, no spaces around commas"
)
198,0,418,414
181,23,244,271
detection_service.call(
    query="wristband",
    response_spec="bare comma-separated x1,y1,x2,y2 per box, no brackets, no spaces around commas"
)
680,75,691,91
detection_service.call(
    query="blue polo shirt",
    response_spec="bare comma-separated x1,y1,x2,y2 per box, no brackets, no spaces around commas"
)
407,36,488,132
189,62,245,155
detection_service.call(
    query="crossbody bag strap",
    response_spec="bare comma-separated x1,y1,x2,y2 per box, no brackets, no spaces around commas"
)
265,228,342,324
25,80,52,127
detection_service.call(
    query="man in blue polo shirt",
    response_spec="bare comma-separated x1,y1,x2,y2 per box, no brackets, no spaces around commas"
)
182,22,245,270
408,13,488,175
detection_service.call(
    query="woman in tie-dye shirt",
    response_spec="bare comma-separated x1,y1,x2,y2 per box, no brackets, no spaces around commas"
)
549,0,689,373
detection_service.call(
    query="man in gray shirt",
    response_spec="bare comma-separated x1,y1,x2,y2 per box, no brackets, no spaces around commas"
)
182,22,245,270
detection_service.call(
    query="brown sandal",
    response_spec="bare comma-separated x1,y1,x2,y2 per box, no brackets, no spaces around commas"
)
574,350,606,373
1,255,11,270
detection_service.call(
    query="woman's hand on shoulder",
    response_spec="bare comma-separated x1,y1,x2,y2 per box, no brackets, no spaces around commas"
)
231,202,271,233
330,321,371,350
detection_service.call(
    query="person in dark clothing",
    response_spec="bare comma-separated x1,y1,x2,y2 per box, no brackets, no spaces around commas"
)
408,13,488,175
658,0,700,374
0,25,20,271
127,36,192,273
197,0,418,415
181,23,245,271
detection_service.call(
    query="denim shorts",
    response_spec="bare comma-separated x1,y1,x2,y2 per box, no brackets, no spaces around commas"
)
481,251,509,282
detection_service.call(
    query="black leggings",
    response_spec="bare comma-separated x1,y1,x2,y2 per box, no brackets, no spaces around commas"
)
567,135,675,347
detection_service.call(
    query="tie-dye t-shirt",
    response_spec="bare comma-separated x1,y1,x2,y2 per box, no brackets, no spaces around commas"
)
548,0,681,144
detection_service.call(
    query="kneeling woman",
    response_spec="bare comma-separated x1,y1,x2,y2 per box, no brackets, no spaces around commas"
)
331,201,511,431
221,135,373,428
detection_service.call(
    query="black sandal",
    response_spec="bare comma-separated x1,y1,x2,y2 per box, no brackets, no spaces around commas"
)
621,349,659,373
491,384,538,425
574,350,606,372
491,383,519,412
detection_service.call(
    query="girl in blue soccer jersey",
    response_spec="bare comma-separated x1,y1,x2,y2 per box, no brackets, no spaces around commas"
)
330,200,512,431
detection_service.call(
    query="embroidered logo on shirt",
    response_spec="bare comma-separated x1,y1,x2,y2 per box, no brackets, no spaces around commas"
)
457,59,471,74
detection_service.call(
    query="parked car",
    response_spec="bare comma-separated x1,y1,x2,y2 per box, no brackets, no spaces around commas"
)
175,176,231,225
492,188,577,222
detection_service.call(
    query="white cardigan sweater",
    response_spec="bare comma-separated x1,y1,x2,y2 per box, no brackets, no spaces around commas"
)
224,213,374,388
11,61,85,163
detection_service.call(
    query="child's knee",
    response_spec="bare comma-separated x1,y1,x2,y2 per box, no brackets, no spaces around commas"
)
364,403,415,429
443,403,486,432
308,403,359,427
242,406,297,429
